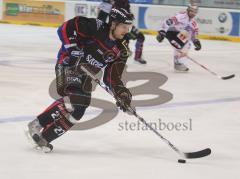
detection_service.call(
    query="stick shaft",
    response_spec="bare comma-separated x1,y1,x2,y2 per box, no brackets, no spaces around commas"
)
80,65,184,157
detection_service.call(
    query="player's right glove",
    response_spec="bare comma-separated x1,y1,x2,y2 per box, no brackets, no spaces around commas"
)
156,30,166,43
113,85,132,112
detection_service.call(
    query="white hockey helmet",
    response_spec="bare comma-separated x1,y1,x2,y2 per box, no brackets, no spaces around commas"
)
187,4,199,13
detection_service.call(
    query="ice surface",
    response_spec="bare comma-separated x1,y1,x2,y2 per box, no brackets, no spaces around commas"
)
0,24,240,179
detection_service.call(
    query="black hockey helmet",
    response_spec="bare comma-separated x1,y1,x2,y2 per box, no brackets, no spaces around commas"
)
109,8,134,25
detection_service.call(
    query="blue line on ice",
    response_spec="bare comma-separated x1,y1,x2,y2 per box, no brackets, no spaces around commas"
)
1,96,240,124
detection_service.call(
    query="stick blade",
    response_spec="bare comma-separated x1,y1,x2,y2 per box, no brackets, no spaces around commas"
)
221,74,235,80
184,148,211,159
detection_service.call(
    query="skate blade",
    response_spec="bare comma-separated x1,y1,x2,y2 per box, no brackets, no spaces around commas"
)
35,145,53,153
174,69,189,73
133,60,147,65
24,130,53,153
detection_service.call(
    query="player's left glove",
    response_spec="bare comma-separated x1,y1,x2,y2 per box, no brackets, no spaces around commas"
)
193,39,201,51
113,85,132,112
156,30,166,43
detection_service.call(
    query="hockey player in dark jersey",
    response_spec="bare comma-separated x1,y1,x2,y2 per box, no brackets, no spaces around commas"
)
26,8,134,152
98,0,147,64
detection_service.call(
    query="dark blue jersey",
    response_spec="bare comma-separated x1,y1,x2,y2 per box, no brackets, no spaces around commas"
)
57,16,129,90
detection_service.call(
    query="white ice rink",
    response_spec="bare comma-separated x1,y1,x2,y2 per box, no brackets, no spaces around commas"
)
0,23,240,179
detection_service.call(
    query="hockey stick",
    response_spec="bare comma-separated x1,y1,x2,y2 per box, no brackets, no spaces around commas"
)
79,65,211,159
186,55,235,80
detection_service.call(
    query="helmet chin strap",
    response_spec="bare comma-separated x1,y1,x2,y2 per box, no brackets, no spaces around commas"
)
110,21,120,40
111,29,117,40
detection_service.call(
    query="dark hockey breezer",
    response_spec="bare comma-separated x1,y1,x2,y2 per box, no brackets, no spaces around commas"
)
27,8,134,152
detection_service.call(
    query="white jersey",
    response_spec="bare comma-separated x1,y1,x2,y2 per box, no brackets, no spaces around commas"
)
161,11,199,41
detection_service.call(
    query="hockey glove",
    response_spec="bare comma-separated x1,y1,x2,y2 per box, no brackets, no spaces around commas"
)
193,39,201,51
113,85,132,112
156,30,166,43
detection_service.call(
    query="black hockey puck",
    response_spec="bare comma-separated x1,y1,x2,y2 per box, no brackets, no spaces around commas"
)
178,159,186,163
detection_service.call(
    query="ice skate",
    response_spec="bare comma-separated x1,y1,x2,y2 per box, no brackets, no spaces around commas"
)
174,59,189,72
26,119,53,153
134,58,147,64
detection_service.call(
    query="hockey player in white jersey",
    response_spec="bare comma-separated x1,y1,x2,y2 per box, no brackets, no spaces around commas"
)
156,4,201,72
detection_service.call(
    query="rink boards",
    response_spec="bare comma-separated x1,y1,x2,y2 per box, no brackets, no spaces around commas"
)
0,0,240,42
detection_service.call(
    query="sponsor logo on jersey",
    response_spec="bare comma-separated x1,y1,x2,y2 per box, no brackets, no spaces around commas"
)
67,77,82,84
86,54,104,68
104,50,116,63
104,56,114,63
71,50,84,57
